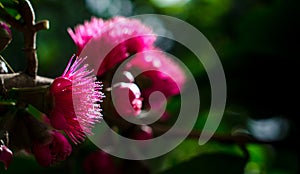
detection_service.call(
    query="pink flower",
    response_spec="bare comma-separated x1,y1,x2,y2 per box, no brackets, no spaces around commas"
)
68,16,186,120
83,150,121,174
0,144,13,170
32,131,71,166
0,22,11,36
50,56,103,143
67,17,105,53
68,16,156,76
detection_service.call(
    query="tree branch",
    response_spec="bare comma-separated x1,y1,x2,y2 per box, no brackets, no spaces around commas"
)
151,124,278,145
0,73,53,96
0,0,49,78
18,0,49,78
103,111,278,146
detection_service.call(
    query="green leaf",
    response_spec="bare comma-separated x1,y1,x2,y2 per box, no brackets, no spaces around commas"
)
4,7,21,20
0,0,18,8
149,139,244,174
160,153,247,174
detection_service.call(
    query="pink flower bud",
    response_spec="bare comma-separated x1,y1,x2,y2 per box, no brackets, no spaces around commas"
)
129,125,153,150
0,145,13,170
127,50,185,98
83,151,121,174
131,125,153,140
50,77,72,95
112,82,143,117
0,21,12,52
32,131,71,167
126,50,186,121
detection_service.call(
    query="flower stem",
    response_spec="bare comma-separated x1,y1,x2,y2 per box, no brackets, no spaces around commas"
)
151,124,277,145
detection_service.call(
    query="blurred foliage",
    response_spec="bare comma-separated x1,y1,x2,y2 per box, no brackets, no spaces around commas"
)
1,0,299,173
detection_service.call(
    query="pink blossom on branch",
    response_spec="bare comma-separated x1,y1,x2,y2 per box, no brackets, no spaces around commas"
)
49,56,104,144
67,17,105,53
68,16,156,76
68,16,186,120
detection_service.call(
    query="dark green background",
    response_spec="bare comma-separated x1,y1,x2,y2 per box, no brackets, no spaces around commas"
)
1,0,299,173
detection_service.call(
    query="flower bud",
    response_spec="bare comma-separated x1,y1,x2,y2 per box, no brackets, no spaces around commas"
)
129,125,153,151
5,109,52,151
83,151,121,174
0,22,12,52
112,82,143,117
32,131,72,166
130,125,153,140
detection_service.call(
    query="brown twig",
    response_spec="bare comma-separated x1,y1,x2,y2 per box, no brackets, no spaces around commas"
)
18,0,49,78
151,124,276,145
0,73,53,96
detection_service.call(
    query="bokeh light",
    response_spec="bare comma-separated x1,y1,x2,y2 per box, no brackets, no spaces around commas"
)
85,0,133,17
248,116,289,141
151,0,191,8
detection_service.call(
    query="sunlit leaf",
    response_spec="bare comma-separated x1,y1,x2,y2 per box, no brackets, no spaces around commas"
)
4,8,21,20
